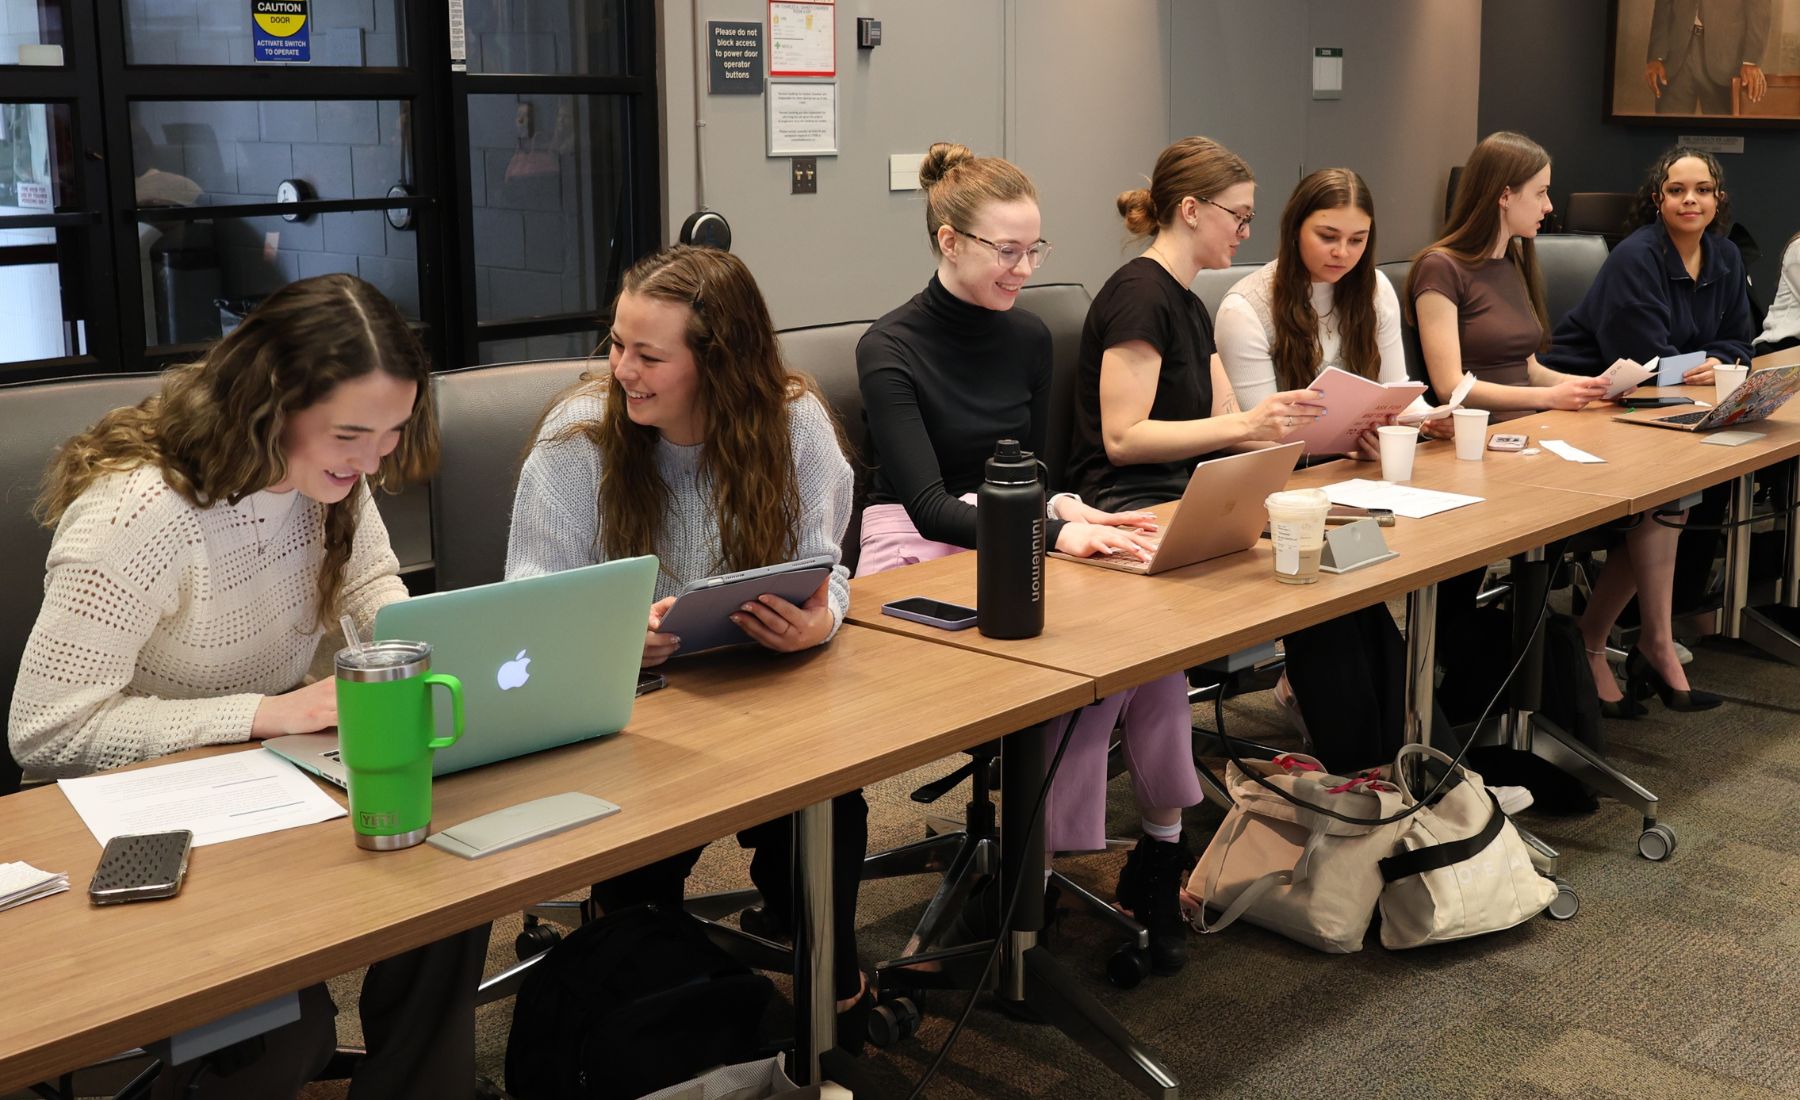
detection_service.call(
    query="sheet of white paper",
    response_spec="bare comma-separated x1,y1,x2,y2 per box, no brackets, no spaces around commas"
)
58,749,346,848
0,861,69,911
1540,439,1605,464
1321,479,1485,519
1658,350,1706,386
1395,372,1476,425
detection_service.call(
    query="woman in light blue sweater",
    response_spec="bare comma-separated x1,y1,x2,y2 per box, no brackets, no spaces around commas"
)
505,246,872,1036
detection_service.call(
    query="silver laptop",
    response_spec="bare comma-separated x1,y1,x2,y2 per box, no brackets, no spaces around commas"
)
1614,363,1800,432
267,555,657,788
1054,443,1304,575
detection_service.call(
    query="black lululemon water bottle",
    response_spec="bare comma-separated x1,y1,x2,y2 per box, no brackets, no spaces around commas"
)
976,439,1046,639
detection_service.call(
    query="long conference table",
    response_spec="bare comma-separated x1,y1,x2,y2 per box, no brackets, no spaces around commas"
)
2,377,1795,1099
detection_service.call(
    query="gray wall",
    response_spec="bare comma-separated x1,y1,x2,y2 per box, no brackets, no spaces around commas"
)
1478,0,1800,297
658,0,1482,328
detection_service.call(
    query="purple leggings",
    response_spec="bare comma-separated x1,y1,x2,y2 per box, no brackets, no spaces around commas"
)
859,504,1202,851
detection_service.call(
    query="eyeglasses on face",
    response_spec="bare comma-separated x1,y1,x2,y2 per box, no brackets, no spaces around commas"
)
953,228,1054,270
1199,196,1255,233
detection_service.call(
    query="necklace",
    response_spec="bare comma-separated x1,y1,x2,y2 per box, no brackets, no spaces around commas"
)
247,494,267,556
1146,241,1181,280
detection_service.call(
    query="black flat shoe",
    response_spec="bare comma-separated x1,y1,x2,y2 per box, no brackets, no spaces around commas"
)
1625,648,1722,713
738,904,793,943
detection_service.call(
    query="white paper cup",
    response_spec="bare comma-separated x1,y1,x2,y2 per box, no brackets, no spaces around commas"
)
1452,408,1491,461
1265,488,1332,585
1376,424,1420,483
1715,365,1750,405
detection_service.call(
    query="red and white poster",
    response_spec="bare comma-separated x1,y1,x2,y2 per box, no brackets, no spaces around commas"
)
768,1,834,78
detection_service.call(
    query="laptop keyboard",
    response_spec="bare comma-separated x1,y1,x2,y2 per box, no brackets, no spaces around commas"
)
1659,409,1710,425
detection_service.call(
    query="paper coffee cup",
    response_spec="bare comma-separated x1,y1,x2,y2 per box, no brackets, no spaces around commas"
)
1452,408,1490,461
1376,424,1420,483
1715,365,1749,406
1265,488,1332,585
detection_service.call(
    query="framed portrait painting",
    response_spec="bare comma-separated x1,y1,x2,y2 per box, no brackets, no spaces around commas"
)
1606,0,1800,124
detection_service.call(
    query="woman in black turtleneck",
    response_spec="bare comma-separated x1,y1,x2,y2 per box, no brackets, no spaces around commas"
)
854,143,1204,978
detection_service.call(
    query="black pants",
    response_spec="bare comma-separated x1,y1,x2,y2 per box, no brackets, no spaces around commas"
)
151,924,492,1100
1283,602,1460,773
590,790,868,1001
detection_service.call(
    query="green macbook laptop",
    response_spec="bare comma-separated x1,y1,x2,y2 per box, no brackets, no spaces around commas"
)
267,556,657,785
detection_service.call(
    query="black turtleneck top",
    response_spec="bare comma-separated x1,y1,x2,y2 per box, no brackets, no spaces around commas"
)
856,275,1065,550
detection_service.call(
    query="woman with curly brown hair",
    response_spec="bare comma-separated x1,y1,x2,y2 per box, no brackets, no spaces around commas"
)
9,273,488,1100
504,245,871,1036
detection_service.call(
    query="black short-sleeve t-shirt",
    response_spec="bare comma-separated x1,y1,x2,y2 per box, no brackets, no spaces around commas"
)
1066,257,1215,510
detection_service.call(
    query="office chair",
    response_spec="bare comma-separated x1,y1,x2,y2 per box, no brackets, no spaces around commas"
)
1563,194,1637,248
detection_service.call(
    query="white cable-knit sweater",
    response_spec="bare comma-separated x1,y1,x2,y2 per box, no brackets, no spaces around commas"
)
504,390,854,633
8,465,407,777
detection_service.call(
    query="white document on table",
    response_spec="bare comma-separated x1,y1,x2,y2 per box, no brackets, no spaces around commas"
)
1320,478,1485,519
1540,439,1605,464
0,862,69,911
58,749,346,848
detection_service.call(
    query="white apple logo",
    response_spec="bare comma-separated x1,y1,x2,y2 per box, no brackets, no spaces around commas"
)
497,649,532,690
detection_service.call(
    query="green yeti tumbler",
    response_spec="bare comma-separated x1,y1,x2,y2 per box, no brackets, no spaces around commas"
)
335,640,465,850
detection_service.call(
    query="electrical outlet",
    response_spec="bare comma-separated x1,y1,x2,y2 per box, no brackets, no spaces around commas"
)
791,157,817,195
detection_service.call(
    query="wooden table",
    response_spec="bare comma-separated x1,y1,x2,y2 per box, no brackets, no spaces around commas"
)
848,480,1628,697
0,626,1090,1094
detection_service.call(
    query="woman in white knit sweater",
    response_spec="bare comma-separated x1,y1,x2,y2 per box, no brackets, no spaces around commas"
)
504,245,874,1039
9,274,488,1100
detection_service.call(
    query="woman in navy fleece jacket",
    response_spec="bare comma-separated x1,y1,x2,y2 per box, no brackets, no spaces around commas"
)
1544,147,1750,716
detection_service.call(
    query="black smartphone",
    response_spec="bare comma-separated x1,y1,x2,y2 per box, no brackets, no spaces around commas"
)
1622,395,1697,408
635,670,667,696
89,829,193,905
881,596,979,631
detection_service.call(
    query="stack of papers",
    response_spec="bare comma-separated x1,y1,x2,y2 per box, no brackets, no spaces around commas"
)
58,750,347,848
0,861,69,912
1321,478,1485,519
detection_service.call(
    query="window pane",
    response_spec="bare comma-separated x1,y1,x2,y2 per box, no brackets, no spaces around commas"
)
469,94,629,324
130,100,411,205
123,0,403,66
477,330,602,366
137,214,417,347
0,102,76,210
466,0,627,76
0,227,83,365
0,0,64,66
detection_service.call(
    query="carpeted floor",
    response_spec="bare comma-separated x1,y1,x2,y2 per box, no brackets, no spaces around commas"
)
302,636,1800,1100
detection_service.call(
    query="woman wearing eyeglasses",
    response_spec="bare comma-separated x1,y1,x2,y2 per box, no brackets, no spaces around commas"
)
1063,136,1323,514
856,142,1202,977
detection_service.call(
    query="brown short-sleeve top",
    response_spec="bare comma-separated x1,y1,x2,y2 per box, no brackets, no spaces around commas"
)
1411,251,1541,388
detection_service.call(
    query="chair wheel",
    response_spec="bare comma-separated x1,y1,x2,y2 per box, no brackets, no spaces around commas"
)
867,996,920,1048
1107,945,1149,989
1637,823,1676,861
1545,877,1580,920
514,923,562,960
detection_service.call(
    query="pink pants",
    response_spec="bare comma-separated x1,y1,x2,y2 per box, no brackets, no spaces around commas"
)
858,504,1202,851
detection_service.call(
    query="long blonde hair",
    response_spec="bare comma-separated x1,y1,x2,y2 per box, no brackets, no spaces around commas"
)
1405,131,1551,350
549,246,838,575
38,274,438,628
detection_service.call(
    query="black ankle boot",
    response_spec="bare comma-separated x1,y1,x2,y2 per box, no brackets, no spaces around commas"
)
1115,834,1196,976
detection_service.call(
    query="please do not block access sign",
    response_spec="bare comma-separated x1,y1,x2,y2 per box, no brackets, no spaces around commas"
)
253,0,311,63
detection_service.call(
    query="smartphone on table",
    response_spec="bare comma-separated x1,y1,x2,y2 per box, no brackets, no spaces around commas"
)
881,597,978,631
89,829,193,905
1621,395,1697,409
636,670,667,696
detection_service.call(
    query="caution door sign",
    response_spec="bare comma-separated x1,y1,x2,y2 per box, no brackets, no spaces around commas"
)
252,0,310,63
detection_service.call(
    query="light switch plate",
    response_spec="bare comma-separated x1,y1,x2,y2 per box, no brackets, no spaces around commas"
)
792,156,817,194
890,153,922,192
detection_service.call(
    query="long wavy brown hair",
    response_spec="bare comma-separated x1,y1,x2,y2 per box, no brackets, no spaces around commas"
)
552,246,835,575
1405,131,1551,352
38,274,438,629
1270,169,1380,392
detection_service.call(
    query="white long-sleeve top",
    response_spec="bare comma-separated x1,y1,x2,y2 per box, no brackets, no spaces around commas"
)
504,389,854,634
8,465,407,777
1216,261,1410,408
1756,236,1800,350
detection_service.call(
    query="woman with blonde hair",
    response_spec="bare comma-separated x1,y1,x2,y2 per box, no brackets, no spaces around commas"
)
505,245,872,1035
856,142,1202,977
9,273,488,1099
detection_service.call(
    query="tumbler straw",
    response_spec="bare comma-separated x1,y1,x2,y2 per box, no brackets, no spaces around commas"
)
340,613,365,656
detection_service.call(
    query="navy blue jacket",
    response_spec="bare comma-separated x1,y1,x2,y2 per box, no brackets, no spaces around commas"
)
1542,223,1754,374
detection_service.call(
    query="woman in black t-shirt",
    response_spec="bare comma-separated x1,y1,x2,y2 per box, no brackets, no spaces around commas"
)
1066,136,1321,512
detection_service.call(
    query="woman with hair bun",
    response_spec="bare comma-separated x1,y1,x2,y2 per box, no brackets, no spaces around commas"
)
1065,136,1323,514
856,142,1203,977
